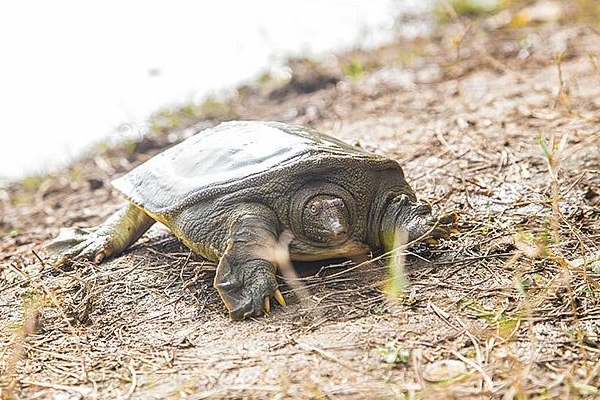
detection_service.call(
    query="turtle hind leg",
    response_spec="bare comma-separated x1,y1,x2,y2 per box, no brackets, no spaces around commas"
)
45,203,155,267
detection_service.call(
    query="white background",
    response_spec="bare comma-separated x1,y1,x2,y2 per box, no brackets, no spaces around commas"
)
0,0,431,181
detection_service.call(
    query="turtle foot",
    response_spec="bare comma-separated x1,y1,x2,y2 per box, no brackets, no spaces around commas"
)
44,227,113,267
396,201,459,245
215,257,285,320
228,287,286,321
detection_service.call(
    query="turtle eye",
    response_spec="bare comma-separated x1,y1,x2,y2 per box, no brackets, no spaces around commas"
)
309,204,319,214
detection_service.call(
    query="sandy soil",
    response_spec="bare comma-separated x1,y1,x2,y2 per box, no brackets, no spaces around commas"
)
2,10,600,400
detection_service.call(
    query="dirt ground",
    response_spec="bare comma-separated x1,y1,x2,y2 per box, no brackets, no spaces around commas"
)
2,8,600,400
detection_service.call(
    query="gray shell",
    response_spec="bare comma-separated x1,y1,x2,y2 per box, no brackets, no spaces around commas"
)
112,121,396,214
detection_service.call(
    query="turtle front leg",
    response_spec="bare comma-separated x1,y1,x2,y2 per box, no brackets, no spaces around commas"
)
380,194,458,250
214,204,285,320
45,203,155,267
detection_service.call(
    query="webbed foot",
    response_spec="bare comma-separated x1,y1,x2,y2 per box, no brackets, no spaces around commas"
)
44,227,114,267
214,257,286,320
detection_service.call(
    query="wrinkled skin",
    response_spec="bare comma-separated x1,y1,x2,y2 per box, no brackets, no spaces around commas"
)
46,121,458,320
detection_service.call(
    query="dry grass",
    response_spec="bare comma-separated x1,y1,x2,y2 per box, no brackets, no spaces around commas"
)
2,11,600,400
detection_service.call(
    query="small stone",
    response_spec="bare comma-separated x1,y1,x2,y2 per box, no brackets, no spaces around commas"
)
422,359,467,382
456,117,469,129
88,178,104,191
570,251,600,274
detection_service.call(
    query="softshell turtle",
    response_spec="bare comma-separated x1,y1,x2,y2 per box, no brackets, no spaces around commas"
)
47,121,457,320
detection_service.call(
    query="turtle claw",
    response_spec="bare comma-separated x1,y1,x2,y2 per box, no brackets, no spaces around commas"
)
264,297,271,313
273,289,286,306
94,252,106,264
425,212,459,243
425,238,439,246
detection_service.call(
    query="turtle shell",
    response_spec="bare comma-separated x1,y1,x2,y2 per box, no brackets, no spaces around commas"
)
112,120,394,214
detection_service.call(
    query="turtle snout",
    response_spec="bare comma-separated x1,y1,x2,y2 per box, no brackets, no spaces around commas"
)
319,215,350,246
321,198,350,237
328,217,347,237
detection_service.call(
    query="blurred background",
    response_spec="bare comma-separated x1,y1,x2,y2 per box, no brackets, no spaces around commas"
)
0,0,436,183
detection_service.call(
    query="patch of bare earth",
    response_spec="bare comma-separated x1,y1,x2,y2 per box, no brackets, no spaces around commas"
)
2,20,600,400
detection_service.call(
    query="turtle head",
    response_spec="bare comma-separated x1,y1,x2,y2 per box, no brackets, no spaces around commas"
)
379,194,458,251
302,195,351,245
290,183,355,247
